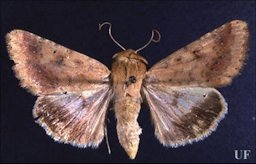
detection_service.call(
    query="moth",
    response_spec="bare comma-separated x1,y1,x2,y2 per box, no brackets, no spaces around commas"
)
6,20,248,159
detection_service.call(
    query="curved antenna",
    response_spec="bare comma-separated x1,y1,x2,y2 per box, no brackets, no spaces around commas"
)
99,22,126,50
135,29,161,53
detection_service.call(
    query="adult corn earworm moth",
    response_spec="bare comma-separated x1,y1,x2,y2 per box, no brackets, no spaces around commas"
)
6,20,248,159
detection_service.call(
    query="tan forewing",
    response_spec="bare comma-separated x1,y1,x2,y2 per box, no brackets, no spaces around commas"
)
6,29,110,95
145,20,248,87
143,84,227,147
33,84,112,147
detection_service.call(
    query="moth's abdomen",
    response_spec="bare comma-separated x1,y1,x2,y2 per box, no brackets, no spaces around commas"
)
115,97,141,159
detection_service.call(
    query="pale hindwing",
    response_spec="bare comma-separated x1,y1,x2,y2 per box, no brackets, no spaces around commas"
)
6,30,110,95
33,84,112,148
145,20,248,87
143,84,227,147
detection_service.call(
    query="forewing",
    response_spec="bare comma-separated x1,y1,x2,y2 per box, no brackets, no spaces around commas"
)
6,30,110,95
33,84,112,148
145,20,248,87
143,84,227,147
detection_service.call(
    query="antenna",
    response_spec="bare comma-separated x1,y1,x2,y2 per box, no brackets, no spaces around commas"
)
99,22,126,50
135,29,161,53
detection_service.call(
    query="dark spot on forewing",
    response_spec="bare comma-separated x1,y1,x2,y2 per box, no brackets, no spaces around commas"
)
55,56,65,66
74,59,84,66
192,49,202,59
175,57,182,62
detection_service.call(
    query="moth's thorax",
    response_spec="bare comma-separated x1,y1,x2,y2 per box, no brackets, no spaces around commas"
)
111,49,147,100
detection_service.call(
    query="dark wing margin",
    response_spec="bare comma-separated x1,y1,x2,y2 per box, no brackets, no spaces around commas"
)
33,84,112,148
143,84,227,147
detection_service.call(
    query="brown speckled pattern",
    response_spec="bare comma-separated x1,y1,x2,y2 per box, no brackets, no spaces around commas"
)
145,20,248,87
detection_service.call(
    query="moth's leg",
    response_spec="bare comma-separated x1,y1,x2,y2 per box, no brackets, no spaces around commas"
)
104,125,111,154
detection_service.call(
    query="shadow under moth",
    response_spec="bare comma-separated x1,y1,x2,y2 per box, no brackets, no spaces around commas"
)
6,20,248,159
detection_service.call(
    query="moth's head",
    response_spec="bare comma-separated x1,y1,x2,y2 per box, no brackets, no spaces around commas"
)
112,49,148,64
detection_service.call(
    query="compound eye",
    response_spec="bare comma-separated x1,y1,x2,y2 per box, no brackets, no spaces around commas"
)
128,76,137,83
